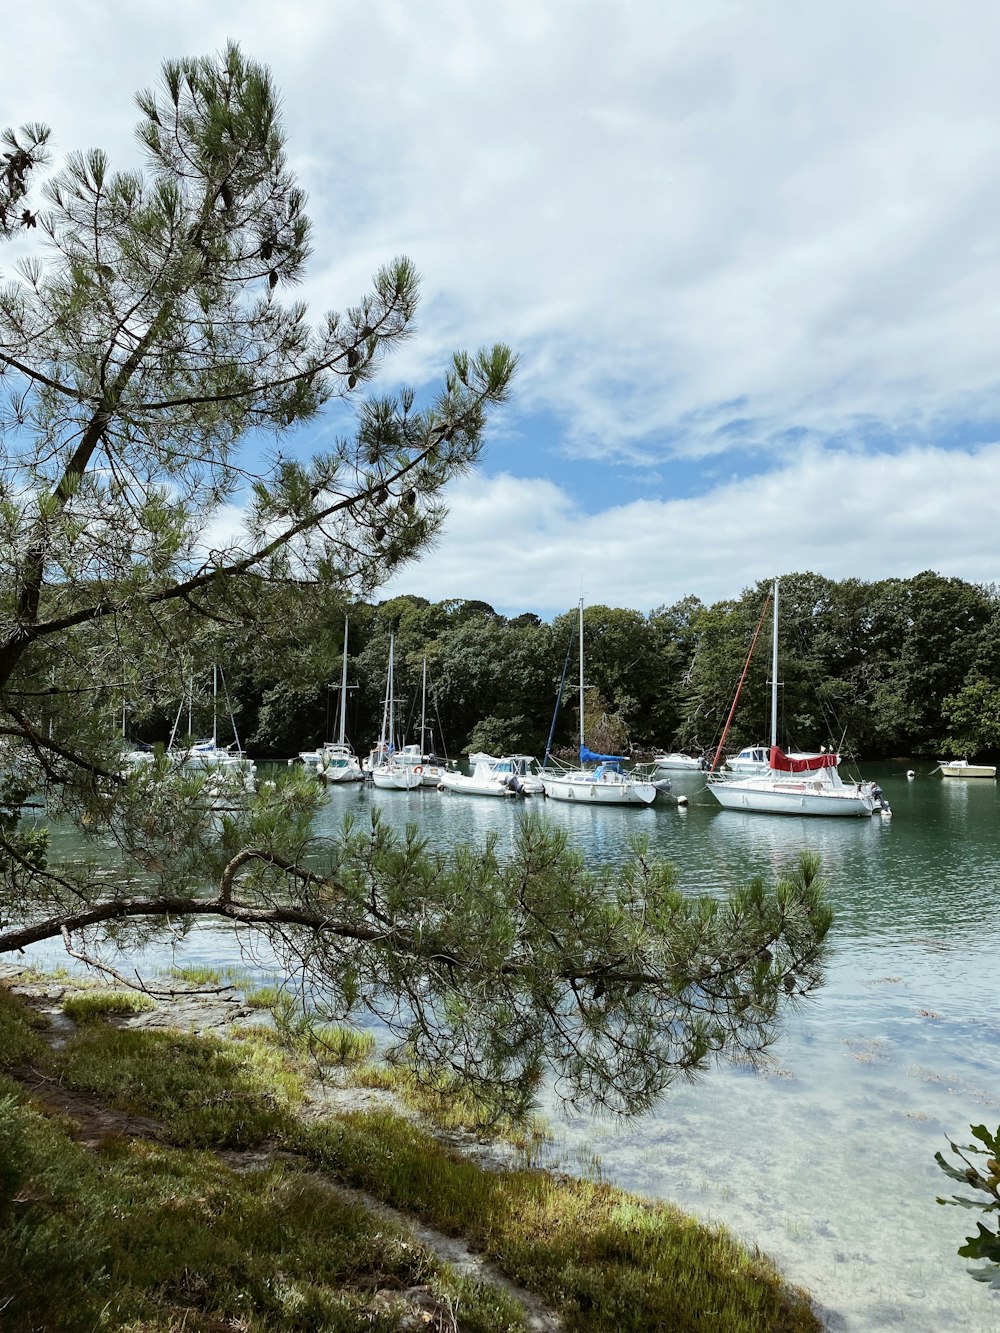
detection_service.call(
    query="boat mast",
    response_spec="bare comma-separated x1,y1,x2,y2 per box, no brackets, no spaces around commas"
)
770,579,779,749
338,618,349,748
578,597,585,753
378,636,392,752
387,634,396,751
420,656,428,755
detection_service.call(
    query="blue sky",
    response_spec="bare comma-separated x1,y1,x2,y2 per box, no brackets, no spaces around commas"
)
4,0,1000,619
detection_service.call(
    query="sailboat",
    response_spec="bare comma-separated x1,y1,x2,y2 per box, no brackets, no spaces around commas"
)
124,666,256,801
395,657,447,786
369,635,421,790
540,600,657,806
706,580,889,817
306,619,364,783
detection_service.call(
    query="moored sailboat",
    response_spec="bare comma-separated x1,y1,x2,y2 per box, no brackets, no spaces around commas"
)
540,600,657,807
310,619,364,784
706,580,888,818
369,635,421,790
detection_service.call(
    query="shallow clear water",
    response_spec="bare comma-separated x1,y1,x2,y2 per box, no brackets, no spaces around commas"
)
23,762,1000,1330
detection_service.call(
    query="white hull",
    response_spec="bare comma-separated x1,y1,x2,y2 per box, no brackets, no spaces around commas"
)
395,748,447,786
371,766,422,790
438,773,518,798
318,761,365,783
938,760,996,778
541,771,657,806
653,752,703,771
708,776,877,817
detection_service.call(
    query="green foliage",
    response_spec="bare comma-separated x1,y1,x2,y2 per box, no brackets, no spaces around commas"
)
0,42,515,892
0,1087,525,1333
937,1123,1000,1286
0,983,50,1067
941,677,1000,756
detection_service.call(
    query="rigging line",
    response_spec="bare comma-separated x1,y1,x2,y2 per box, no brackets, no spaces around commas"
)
709,588,773,773
428,668,449,762
542,613,577,770
789,618,856,761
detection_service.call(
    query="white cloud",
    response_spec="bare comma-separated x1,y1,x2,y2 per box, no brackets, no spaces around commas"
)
5,0,1000,604
381,445,1000,617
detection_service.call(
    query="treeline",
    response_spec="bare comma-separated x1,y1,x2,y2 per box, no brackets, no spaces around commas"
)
128,571,1000,761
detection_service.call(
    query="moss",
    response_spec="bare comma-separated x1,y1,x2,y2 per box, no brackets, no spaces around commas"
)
297,1110,820,1333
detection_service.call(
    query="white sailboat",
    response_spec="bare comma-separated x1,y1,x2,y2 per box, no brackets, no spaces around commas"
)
369,635,421,790
310,619,364,783
125,666,256,801
540,600,657,806
707,581,888,818
395,658,446,786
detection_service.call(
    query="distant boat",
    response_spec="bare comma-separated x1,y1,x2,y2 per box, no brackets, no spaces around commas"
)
540,600,657,807
310,619,364,784
937,758,997,778
706,580,888,818
394,659,447,786
369,635,421,790
126,666,256,800
652,751,704,771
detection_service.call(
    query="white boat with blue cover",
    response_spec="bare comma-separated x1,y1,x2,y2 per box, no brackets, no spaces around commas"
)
540,600,657,806
542,752,657,806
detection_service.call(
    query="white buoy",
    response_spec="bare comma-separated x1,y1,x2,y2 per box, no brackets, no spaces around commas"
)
906,770,915,779
676,794,688,806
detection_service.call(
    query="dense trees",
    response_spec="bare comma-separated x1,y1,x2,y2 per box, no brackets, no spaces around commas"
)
248,572,1000,763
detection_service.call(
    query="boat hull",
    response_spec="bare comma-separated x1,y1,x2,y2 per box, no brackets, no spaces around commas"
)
541,773,657,806
708,778,876,817
653,753,703,771
438,774,516,797
939,762,996,778
371,768,422,790
318,762,365,783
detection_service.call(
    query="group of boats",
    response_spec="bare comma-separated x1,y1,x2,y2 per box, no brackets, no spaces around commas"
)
124,585,995,819
123,666,257,804
295,589,896,816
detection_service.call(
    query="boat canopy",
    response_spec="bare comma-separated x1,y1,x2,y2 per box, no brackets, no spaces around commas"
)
580,746,625,764
769,746,837,773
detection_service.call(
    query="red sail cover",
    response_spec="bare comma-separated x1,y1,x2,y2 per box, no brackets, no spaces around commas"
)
769,746,837,773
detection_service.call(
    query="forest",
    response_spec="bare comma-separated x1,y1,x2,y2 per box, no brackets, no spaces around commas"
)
125,569,1000,764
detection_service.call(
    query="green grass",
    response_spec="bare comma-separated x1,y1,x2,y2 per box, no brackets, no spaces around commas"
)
0,984,50,1067
354,1061,550,1147
63,989,156,1023
0,1083,527,1332
296,1110,820,1333
55,1023,304,1148
0,980,822,1332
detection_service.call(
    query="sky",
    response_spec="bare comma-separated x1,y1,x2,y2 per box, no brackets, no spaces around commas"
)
4,0,1000,620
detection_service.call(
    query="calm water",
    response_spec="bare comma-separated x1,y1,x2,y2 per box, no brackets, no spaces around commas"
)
24,762,1000,1331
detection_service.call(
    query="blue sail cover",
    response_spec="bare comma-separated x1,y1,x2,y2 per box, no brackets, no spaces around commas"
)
580,746,625,765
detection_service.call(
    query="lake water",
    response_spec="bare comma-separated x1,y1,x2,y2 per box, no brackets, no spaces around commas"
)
22,761,1000,1331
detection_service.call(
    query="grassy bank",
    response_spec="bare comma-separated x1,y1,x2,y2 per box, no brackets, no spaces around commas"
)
0,976,822,1332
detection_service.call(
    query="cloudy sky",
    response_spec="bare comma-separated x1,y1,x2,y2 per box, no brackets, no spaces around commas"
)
5,0,1000,618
